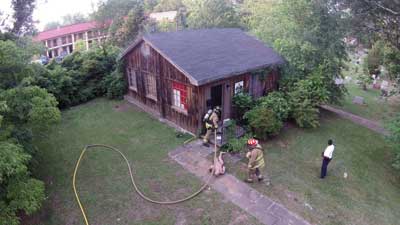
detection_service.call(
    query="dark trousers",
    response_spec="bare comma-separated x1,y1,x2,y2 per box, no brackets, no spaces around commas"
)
320,157,331,178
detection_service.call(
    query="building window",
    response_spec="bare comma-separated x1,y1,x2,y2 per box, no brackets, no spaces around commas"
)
47,40,52,47
127,68,137,91
172,81,187,111
62,36,67,44
145,73,157,101
234,81,244,94
53,39,57,47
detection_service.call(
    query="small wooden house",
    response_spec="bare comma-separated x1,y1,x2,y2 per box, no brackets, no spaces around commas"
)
119,28,284,134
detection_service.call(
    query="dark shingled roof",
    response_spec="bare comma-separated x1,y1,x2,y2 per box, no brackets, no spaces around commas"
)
120,28,285,86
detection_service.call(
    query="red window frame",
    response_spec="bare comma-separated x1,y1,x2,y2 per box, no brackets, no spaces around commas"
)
172,81,188,110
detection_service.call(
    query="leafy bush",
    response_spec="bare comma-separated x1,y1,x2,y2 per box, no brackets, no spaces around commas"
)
232,93,254,122
290,99,320,128
0,141,45,225
221,120,251,153
357,72,373,90
102,69,127,99
286,73,329,128
222,135,252,153
244,107,283,139
258,92,290,121
383,43,400,84
27,45,123,108
0,86,61,128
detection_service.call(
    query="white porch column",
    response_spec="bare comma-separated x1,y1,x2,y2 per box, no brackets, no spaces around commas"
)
71,34,75,51
85,31,89,50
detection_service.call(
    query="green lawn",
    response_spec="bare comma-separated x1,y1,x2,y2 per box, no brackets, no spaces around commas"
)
333,83,400,122
332,56,400,122
228,112,400,225
26,99,261,225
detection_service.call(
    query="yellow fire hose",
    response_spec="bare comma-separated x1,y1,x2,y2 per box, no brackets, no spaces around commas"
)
73,130,218,225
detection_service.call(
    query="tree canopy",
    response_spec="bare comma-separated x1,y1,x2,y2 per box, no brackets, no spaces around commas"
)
184,0,241,29
10,0,36,36
43,13,89,31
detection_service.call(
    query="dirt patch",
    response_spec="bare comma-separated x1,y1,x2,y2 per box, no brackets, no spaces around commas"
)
228,210,250,225
175,211,187,225
113,103,133,112
148,180,163,193
277,140,289,148
126,198,163,222
193,208,205,217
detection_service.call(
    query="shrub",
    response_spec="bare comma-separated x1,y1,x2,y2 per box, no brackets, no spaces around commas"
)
102,69,127,99
244,107,283,139
222,134,252,153
258,92,290,121
232,93,254,123
221,120,251,153
290,99,320,128
286,73,329,128
29,45,122,108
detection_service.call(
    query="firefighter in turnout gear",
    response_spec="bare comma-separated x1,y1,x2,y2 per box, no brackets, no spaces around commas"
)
203,106,221,147
245,138,265,183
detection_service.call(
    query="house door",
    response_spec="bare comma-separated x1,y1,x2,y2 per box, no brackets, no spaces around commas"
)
210,85,223,109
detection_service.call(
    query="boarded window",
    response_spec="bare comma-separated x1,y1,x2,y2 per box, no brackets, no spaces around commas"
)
172,81,187,111
145,73,157,101
127,68,137,91
265,71,278,92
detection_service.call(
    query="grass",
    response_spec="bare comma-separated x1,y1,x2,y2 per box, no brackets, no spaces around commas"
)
333,83,400,122
332,55,400,122
27,98,261,225
227,112,400,225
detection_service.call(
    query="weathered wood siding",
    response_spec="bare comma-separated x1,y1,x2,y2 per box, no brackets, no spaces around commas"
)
124,41,200,133
123,40,281,134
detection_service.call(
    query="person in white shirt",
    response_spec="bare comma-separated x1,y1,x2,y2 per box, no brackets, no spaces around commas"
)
320,139,335,179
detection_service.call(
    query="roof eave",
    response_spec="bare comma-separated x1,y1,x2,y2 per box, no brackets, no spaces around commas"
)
197,61,285,86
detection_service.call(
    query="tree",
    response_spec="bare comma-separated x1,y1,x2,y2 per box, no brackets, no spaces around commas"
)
244,0,348,103
43,21,61,31
383,43,400,81
109,5,145,47
10,0,36,36
0,141,45,225
0,39,43,89
184,0,241,29
154,0,184,12
0,86,61,128
335,0,400,50
43,13,88,31
62,13,88,25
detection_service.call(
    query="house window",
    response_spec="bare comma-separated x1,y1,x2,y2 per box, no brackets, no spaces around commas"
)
145,73,157,101
172,81,188,111
127,68,137,91
53,39,57,47
234,81,244,94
